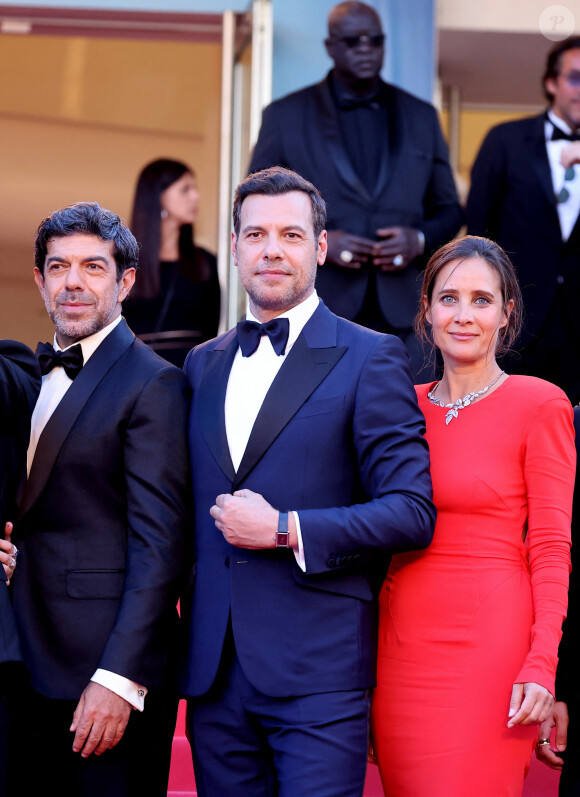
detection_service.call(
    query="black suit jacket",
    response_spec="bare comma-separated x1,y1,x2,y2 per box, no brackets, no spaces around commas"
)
12,319,192,699
249,73,463,328
0,342,40,667
555,405,580,719
466,113,580,346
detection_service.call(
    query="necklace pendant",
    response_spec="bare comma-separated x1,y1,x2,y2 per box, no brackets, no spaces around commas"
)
445,408,458,424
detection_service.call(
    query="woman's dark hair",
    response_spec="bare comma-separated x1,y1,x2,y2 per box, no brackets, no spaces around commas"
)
35,201,138,279
130,158,207,300
415,235,523,357
543,36,580,102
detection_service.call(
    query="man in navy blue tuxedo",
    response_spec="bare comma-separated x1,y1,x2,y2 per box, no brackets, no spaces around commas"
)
182,167,435,797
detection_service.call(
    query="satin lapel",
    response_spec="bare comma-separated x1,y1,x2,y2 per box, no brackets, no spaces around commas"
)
530,115,560,210
19,320,135,519
316,78,371,202
372,80,395,200
197,331,237,483
234,308,347,490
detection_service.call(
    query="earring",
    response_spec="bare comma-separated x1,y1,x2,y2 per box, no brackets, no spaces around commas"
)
161,209,168,219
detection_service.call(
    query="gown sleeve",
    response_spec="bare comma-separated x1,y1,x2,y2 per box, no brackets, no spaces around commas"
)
515,395,575,694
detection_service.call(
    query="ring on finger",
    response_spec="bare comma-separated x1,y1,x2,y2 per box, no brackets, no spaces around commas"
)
12,545,18,559
393,254,404,268
9,556,16,568
537,738,551,747
340,249,354,264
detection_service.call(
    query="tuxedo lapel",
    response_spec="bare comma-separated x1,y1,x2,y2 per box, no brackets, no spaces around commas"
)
234,306,347,490
20,320,135,519
315,78,371,202
197,331,238,483
372,81,397,200
530,115,561,212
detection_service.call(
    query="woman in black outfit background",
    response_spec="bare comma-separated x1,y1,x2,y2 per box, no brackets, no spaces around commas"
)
124,158,220,366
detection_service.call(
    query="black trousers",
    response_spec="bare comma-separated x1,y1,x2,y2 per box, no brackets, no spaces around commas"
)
559,725,580,796
6,683,178,797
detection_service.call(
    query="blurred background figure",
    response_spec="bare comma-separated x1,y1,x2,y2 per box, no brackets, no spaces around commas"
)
124,158,220,366
249,1,462,381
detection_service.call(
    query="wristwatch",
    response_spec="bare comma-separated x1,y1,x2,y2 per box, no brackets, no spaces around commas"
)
275,511,290,548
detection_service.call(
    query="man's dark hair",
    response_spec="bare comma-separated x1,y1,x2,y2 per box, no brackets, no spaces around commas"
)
34,201,139,279
543,36,580,102
233,167,327,239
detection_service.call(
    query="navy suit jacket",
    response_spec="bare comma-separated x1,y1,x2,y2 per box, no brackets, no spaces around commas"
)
249,74,463,328
466,113,580,346
0,341,40,667
181,301,435,699
12,319,192,699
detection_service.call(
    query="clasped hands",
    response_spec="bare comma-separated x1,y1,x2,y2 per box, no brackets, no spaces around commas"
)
0,522,17,585
211,489,296,550
327,226,423,271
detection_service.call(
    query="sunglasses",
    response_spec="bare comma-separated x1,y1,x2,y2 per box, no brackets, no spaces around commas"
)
559,70,580,87
331,34,385,49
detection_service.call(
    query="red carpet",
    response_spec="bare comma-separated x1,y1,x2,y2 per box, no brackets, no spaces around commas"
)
168,700,559,796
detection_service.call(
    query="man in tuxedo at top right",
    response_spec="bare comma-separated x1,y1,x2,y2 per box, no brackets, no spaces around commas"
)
466,36,580,402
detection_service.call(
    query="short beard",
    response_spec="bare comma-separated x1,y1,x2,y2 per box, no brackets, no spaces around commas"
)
43,289,120,344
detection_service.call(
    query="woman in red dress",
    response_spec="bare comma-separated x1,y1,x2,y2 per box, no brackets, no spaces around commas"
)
371,236,575,796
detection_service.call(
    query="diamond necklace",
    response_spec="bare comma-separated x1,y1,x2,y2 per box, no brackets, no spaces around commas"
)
427,371,505,425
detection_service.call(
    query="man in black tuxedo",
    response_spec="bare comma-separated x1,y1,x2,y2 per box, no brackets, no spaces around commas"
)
249,1,462,379
536,404,580,795
7,202,191,797
466,37,580,402
181,167,435,796
0,342,40,797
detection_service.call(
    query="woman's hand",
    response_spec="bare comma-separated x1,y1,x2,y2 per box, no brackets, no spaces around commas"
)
0,522,17,585
507,682,554,727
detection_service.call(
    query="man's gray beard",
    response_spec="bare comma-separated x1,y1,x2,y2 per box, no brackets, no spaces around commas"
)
47,292,119,343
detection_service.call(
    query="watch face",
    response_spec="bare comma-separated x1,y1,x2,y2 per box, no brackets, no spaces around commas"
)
276,531,290,548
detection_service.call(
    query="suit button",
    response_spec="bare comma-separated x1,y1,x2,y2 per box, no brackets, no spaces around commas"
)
328,558,336,568
225,557,230,568
557,275,565,284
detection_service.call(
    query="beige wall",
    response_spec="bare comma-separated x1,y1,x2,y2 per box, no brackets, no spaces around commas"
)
441,108,535,188
0,33,222,348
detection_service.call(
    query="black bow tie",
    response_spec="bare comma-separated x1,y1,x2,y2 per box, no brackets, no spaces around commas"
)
237,318,290,357
551,126,580,142
338,93,382,111
36,341,84,380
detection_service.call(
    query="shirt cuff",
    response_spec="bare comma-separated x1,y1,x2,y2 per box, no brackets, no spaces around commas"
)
292,511,306,572
91,669,147,712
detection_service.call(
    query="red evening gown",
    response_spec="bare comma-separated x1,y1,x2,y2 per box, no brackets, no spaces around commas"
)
371,376,575,796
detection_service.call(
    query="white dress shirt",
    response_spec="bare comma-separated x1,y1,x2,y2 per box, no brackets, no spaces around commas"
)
27,314,146,711
545,110,580,242
224,290,321,571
